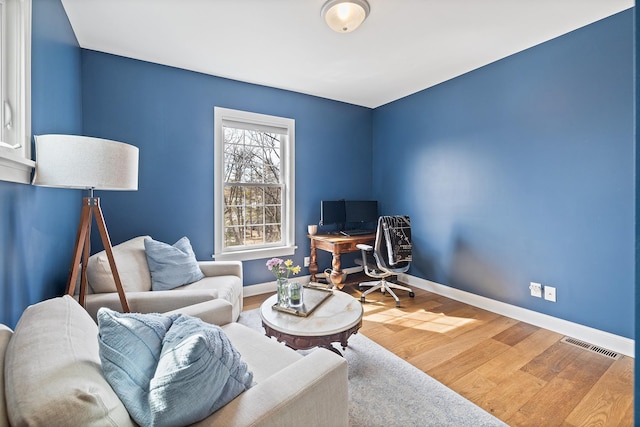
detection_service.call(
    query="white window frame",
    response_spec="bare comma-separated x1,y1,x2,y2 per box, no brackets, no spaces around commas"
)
0,0,33,184
213,107,296,261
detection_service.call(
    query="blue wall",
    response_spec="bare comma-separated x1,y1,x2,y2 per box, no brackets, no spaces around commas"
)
0,2,635,417
3,3,632,342
80,51,373,285
0,0,82,328
373,10,634,338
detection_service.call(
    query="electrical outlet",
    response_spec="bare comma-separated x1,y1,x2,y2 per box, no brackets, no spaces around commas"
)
544,286,556,302
304,257,310,267
529,282,542,298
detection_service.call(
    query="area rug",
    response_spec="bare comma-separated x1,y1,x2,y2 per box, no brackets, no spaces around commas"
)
238,309,507,427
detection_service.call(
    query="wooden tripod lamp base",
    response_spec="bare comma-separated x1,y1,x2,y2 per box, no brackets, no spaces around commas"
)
31,134,139,313
65,196,130,313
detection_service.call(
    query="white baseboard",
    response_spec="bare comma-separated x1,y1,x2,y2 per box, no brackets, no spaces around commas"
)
243,280,279,297
400,274,635,358
243,270,633,357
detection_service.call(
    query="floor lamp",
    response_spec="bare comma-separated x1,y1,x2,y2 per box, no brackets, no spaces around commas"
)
32,134,139,312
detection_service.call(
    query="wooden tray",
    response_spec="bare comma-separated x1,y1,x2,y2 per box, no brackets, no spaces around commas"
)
271,284,333,317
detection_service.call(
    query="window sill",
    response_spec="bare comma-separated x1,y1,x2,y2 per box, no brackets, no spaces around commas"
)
213,245,297,262
0,151,35,184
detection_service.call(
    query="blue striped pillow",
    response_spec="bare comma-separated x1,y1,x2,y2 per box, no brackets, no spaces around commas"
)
97,309,253,427
144,237,205,291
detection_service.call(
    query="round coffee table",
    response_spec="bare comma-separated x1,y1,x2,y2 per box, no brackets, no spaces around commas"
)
260,290,363,355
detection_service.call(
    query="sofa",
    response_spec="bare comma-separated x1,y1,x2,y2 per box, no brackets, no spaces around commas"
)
80,236,244,322
0,295,349,426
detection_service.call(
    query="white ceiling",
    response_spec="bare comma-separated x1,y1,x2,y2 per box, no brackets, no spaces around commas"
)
60,0,632,108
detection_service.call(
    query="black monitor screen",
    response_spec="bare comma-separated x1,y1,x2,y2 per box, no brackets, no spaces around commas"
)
345,200,378,223
320,200,346,226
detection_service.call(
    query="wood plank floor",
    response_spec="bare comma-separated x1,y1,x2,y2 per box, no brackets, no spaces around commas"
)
244,282,634,426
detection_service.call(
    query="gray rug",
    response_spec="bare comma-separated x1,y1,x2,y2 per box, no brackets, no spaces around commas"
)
238,309,507,427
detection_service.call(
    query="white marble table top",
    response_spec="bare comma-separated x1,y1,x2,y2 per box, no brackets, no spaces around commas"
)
260,290,363,337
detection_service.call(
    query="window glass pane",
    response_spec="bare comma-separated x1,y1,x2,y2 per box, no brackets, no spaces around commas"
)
265,224,281,244
265,205,281,225
225,226,244,247
264,186,281,205
245,206,264,225
245,226,264,245
224,186,244,246
225,205,243,226
246,186,264,205
263,136,281,184
224,128,244,183
224,186,243,209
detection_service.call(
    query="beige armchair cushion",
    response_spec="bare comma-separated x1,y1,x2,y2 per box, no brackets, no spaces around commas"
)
87,235,152,293
4,296,134,426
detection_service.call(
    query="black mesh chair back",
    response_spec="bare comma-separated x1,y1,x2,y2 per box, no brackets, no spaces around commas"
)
358,215,414,306
374,215,411,273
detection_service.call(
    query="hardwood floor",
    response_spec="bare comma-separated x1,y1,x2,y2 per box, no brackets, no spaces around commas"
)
244,282,634,426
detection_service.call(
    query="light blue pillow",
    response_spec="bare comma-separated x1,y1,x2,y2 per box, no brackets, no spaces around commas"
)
144,236,205,291
149,315,254,426
97,309,174,425
97,309,253,427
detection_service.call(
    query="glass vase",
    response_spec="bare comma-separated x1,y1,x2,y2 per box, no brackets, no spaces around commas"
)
276,278,289,306
288,281,303,308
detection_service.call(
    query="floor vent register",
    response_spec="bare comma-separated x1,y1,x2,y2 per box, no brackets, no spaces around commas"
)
560,336,620,360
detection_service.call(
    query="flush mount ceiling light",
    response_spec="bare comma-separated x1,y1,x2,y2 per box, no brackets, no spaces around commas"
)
321,0,370,33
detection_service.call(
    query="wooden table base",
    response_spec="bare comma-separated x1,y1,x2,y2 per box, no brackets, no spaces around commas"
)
262,320,362,356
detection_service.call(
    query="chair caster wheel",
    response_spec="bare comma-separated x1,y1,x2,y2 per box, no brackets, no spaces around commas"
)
360,296,366,303
409,292,415,298
395,301,401,307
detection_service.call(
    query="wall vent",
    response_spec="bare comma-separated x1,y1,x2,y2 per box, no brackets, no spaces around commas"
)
560,337,620,360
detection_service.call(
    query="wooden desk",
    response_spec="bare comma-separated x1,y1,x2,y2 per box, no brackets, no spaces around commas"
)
308,233,375,289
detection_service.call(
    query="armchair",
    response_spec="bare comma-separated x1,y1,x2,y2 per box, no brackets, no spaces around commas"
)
357,216,414,306
78,236,244,321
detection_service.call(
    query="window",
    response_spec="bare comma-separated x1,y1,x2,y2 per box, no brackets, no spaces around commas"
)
0,0,33,184
213,107,295,261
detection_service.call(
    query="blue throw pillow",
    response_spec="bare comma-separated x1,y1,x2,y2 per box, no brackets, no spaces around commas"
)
97,309,253,427
149,315,254,426
97,309,174,425
144,236,205,291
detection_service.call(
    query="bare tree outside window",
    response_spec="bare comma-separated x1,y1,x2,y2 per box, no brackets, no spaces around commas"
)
223,127,284,249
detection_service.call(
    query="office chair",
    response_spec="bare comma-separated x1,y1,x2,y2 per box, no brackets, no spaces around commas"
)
357,215,414,307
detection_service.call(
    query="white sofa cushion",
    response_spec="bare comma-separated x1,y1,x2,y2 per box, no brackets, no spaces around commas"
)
4,295,134,426
87,235,152,293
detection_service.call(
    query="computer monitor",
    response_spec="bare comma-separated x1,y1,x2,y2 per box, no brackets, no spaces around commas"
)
320,200,346,226
345,200,378,224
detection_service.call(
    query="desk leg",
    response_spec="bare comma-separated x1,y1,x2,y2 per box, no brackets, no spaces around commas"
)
331,252,345,290
309,238,318,282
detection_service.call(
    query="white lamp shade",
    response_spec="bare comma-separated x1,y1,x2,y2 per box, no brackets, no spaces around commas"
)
321,0,370,33
32,134,139,191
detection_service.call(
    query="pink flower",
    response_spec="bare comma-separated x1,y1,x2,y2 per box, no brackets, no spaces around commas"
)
266,258,301,280
266,258,283,271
